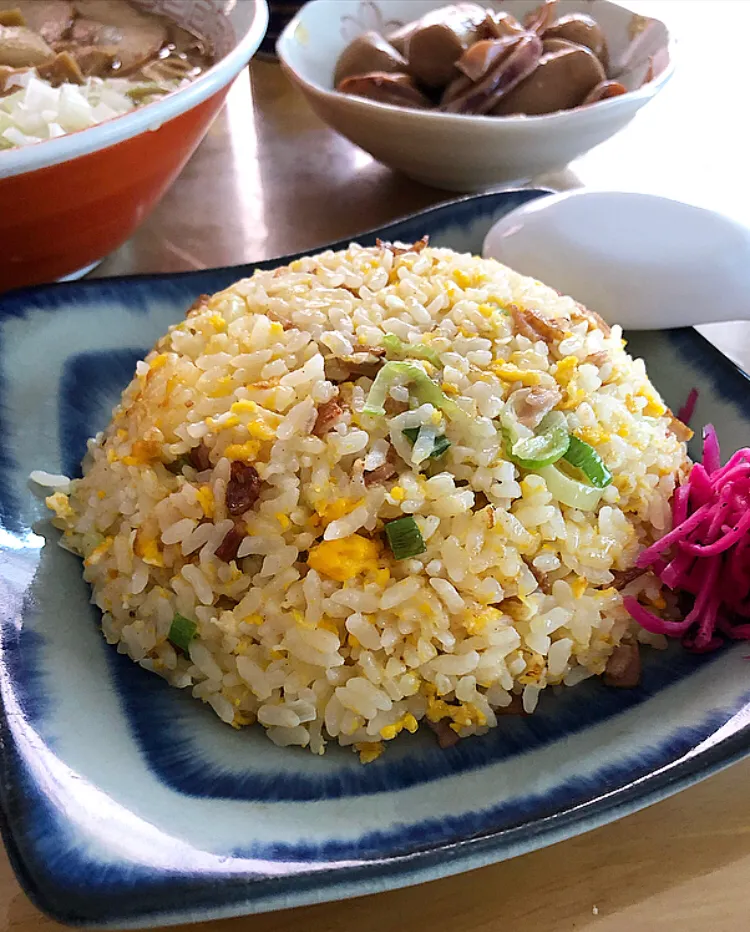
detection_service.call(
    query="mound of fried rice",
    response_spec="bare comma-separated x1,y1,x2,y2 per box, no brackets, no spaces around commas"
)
44,241,691,761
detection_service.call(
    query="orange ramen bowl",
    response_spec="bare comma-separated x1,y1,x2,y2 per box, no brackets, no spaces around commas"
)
0,0,269,293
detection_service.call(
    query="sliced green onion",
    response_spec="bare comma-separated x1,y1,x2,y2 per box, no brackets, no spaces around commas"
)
536,464,603,510
562,436,613,488
402,427,451,459
429,435,451,458
412,373,465,421
362,365,394,417
382,333,442,368
168,613,197,653
385,516,426,559
505,411,570,469
363,361,466,423
166,454,191,475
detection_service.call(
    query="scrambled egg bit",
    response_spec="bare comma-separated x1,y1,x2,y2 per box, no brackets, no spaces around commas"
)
307,535,381,582
492,364,541,386
195,485,214,518
425,690,487,733
312,497,363,526
45,492,74,523
134,531,164,568
379,712,418,741
355,741,384,763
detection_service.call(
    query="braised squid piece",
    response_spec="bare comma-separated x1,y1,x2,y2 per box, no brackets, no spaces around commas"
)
334,0,647,116
0,0,213,96
455,35,521,82
443,32,541,114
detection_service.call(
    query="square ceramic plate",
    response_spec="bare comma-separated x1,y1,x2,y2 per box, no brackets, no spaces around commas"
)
2,190,750,929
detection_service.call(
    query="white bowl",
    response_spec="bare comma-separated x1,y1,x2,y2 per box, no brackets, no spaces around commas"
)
278,0,673,191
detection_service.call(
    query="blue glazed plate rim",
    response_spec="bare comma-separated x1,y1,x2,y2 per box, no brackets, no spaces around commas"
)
2,189,750,928
2,702,750,929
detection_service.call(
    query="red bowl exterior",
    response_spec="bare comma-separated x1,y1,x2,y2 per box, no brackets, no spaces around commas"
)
0,87,228,293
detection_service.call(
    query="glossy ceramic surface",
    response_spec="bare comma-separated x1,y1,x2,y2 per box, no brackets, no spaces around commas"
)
482,190,750,330
277,0,673,192
0,0,269,294
1,190,749,929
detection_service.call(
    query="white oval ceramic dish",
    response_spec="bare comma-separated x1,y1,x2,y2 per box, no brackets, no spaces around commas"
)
277,0,674,192
482,190,750,330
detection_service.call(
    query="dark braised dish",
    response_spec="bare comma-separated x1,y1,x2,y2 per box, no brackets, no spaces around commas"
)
334,0,647,116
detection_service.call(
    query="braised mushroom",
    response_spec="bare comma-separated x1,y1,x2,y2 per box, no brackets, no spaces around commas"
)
542,13,609,72
333,30,407,86
386,2,487,88
492,44,606,116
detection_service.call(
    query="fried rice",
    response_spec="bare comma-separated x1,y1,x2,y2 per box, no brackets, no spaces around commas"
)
43,241,691,761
